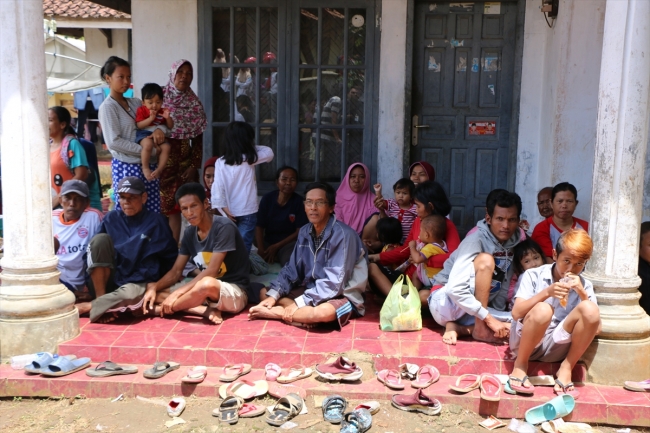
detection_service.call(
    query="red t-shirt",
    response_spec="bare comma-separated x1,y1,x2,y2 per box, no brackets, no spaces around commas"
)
135,106,165,126
531,216,589,258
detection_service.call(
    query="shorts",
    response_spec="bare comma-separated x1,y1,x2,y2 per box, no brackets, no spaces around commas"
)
207,281,248,314
285,287,358,329
509,318,572,363
427,286,512,327
136,129,153,144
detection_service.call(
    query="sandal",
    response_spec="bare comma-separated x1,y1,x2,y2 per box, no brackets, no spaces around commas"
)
265,392,304,426
377,369,404,390
412,365,440,389
167,397,186,418
181,366,207,384
219,363,252,382
277,364,313,383
214,396,244,424
624,379,650,392
508,375,535,395
322,394,347,424
40,357,91,377
239,403,266,418
554,378,580,399
265,363,281,382
340,408,372,433
218,379,269,399
449,374,481,393
24,353,76,375
354,401,380,415
479,373,502,402
85,361,138,377
143,361,180,379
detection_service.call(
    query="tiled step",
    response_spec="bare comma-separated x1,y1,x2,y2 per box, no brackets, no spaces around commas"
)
57,313,587,381
1,366,648,427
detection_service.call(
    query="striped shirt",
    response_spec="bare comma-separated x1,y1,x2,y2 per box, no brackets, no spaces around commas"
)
312,96,341,143
385,199,418,241
98,96,157,164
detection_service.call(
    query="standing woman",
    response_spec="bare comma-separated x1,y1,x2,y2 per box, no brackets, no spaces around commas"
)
161,59,207,242
49,106,102,211
212,121,274,253
98,56,164,212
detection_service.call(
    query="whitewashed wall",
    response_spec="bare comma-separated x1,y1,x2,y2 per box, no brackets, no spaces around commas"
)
131,0,198,98
84,28,129,69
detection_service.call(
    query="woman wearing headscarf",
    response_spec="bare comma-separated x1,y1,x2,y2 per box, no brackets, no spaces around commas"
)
409,161,435,185
335,163,377,234
161,59,208,242
203,156,218,201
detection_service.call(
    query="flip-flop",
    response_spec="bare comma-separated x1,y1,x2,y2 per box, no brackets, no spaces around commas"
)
143,361,180,379
265,363,281,382
24,353,76,374
412,365,440,389
479,373,502,402
214,396,244,424
377,369,404,390
525,394,575,425
541,419,595,433
268,383,306,399
322,394,347,424
265,392,304,426
449,374,481,393
218,379,269,399
181,366,208,384
40,357,91,377
219,363,252,382
623,379,650,392
340,408,372,433
554,379,580,399
85,361,138,377
508,375,535,395
277,365,313,383
238,403,266,418
354,401,380,415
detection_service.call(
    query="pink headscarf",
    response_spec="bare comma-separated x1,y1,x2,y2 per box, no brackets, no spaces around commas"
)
163,60,207,140
409,161,436,181
335,163,377,233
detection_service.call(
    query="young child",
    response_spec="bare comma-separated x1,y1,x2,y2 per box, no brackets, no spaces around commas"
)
373,178,417,242
407,214,448,290
507,229,600,398
508,239,546,309
135,83,174,181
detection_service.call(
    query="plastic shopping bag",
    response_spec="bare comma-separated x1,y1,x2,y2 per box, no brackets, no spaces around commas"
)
379,274,422,332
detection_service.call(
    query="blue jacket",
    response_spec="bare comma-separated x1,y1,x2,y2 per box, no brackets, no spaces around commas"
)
267,215,367,315
100,209,178,286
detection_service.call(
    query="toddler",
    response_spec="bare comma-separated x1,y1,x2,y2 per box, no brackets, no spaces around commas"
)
376,217,404,267
135,83,174,180
509,239,546,309
373,178,417,242
408,214,448,290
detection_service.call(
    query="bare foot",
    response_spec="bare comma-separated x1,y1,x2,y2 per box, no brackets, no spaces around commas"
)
286,321,317,329
554,364,575,393
203,306,223,324
77,302,92,316
510,365,532,387
248,305,285,320
442,321,473,345
472,318,508,344
97,313,118,324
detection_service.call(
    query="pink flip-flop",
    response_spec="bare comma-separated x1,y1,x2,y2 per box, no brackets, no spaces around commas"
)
479,373,502,402
449,374,481,393
377,369,404,390
265,363,281,382
412,365,440,389
219,363,252,382
238,403,266,418
507,375,535,395
181,366,208,384
624,379,650,392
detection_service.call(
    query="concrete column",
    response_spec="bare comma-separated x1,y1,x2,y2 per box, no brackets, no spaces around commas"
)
0,0,78,359
582,0,650,385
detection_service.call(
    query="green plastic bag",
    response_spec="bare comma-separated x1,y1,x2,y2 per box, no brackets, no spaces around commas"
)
379,274,422,332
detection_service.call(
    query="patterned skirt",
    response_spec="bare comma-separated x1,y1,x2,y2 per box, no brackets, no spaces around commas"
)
111,159,161,213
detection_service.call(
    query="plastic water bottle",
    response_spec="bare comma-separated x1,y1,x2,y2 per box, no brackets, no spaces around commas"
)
10,353,38,370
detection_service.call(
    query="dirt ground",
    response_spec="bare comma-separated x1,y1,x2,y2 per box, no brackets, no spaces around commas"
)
0,395,647,433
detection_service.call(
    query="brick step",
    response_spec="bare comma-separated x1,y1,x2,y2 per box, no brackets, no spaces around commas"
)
1,365,648,427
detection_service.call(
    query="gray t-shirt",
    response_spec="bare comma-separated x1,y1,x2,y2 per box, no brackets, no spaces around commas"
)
180,216,250,289
514,263,597,328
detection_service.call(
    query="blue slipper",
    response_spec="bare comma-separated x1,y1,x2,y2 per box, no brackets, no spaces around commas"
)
24,353,76,374
323,395,347,424
40,356,91,377
525,394,575,425
340,409,372,433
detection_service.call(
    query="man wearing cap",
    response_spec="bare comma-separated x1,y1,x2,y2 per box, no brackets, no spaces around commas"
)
76,177,178,322
53,180,103,298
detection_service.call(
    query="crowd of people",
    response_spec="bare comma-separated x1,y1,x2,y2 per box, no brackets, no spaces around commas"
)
48,55,650,400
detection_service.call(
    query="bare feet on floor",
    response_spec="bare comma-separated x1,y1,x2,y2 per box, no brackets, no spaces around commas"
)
76,302,91,316
203,306,223,324
472,318,509,344
248,305,285,320
442,321,473,345
97,313,118,324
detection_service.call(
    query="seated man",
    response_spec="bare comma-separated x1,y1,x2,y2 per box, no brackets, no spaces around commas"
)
53,180,103,298
249,182,367,328
508,229,599,397
142,183,250,324
76,177,178,322
428,191,524,345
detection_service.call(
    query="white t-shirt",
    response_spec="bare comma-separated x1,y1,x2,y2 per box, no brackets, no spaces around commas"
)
53,208,103,291
211,145,274,216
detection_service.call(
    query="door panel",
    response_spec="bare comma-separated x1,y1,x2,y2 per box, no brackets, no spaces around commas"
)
412,1,518,237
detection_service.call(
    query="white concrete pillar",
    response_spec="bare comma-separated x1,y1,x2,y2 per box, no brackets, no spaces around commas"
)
582,0,650,385
0,0,78,359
